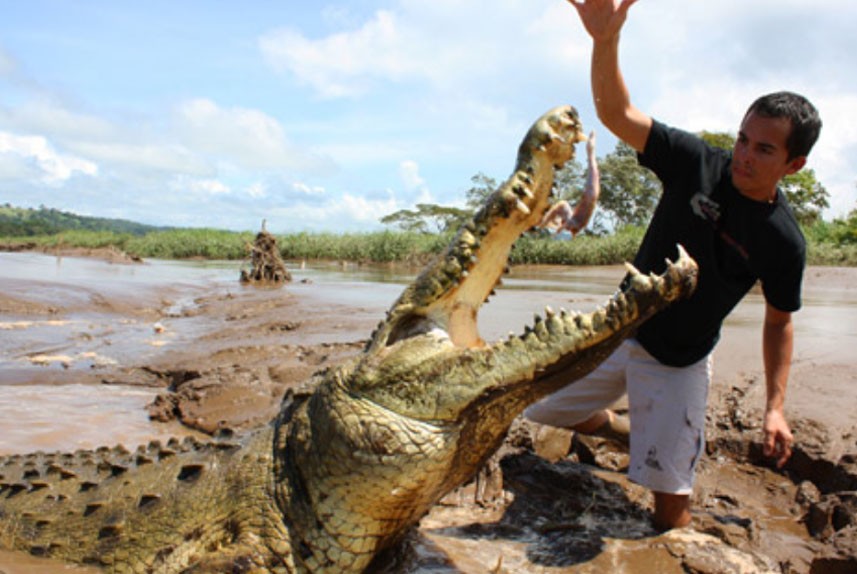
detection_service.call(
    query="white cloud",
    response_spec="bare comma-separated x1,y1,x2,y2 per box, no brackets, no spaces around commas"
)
2,96,330,184
193,179,230,196
260,11,410,98
398,160,423,191
292,182,325,196
265,191,398,232
398,159,433,204
0,98,211,178
0,152,35,181
2,100,115,143
258,1,575,100
809,94,857,217
71,141,210,176
342,192,398,223
246,182,268,199
174,98,330,173
0,131,97,184
169,175,230,197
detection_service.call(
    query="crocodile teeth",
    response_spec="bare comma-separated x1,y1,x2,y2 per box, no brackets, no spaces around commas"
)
513,184,534,199
459,230,477,247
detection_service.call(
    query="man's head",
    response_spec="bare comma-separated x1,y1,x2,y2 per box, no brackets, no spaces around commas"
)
731,92,821,201
744,91,822,161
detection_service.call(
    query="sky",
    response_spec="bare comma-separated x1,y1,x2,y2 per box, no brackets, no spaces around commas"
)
1,0,856,234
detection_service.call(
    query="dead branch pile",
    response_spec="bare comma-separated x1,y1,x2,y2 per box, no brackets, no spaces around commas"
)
240,222,291,284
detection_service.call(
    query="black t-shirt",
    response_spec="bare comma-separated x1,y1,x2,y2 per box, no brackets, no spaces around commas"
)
632,120,806,367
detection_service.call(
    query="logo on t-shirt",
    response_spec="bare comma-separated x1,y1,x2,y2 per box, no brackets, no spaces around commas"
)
690,192,720,224
689,191,749,261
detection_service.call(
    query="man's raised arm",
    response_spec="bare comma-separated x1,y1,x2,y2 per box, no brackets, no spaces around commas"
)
569,0,652,152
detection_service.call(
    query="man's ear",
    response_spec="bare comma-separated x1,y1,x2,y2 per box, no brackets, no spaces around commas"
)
785,155,807,176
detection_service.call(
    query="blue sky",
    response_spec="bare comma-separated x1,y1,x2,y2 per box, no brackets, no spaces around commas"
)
2,0,856,233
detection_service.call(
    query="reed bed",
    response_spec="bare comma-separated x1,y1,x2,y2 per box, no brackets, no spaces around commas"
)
2,223,856,267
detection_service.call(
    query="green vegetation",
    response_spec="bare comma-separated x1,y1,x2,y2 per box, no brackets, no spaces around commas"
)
380,173,499,234
0,226,640,265
594,142,661,230
278,230,449,263
4,219,857,266
0,204,163,236
511,226,645,265
126,229,253,260
802,212,857,265
1,228,254,260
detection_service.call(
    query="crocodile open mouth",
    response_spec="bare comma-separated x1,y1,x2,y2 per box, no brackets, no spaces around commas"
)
369,105,588,352
367,105,695,359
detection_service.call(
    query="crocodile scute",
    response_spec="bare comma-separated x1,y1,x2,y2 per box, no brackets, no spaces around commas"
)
0,105,698,573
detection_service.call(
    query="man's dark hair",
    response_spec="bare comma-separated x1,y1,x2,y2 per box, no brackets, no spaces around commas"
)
745,91,822,160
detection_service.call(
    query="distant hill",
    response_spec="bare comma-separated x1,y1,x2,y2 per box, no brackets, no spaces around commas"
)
0,204,168,236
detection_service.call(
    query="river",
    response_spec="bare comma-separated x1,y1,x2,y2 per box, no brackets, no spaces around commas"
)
2,252,857,455
2,251,857,573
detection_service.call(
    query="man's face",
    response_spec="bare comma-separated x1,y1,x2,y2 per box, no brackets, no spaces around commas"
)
731,111,806,202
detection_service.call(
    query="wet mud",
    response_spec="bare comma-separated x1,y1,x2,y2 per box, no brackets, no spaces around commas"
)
1,250,856,573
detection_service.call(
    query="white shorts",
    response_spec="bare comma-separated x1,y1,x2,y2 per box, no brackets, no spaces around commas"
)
524,339,711,495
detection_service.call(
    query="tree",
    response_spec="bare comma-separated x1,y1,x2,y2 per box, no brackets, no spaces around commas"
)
597,141,662,228
465,172,499,209
547,155,610,235
380,173,500,233
379,203,469,233
780,169,829,225
700,131,830,225
699,130,735,151
553,157,586,202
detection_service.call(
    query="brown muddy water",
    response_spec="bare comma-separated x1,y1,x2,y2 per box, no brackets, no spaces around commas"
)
1,252,857,573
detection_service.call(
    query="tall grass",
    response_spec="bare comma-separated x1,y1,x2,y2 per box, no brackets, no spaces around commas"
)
512,227,645,265
32,230,133,250
3,222,857,266
124,229,252,260
279,231,449,263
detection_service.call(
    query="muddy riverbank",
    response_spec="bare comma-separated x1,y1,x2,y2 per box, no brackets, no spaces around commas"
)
1,250,856,573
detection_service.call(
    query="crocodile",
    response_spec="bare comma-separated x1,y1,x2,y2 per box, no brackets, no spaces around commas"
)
0,105,698,573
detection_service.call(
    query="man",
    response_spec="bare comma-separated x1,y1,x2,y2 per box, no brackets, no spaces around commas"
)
525,0,822,531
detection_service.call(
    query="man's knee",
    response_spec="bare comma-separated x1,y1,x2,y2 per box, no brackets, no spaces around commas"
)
653,491,691,531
